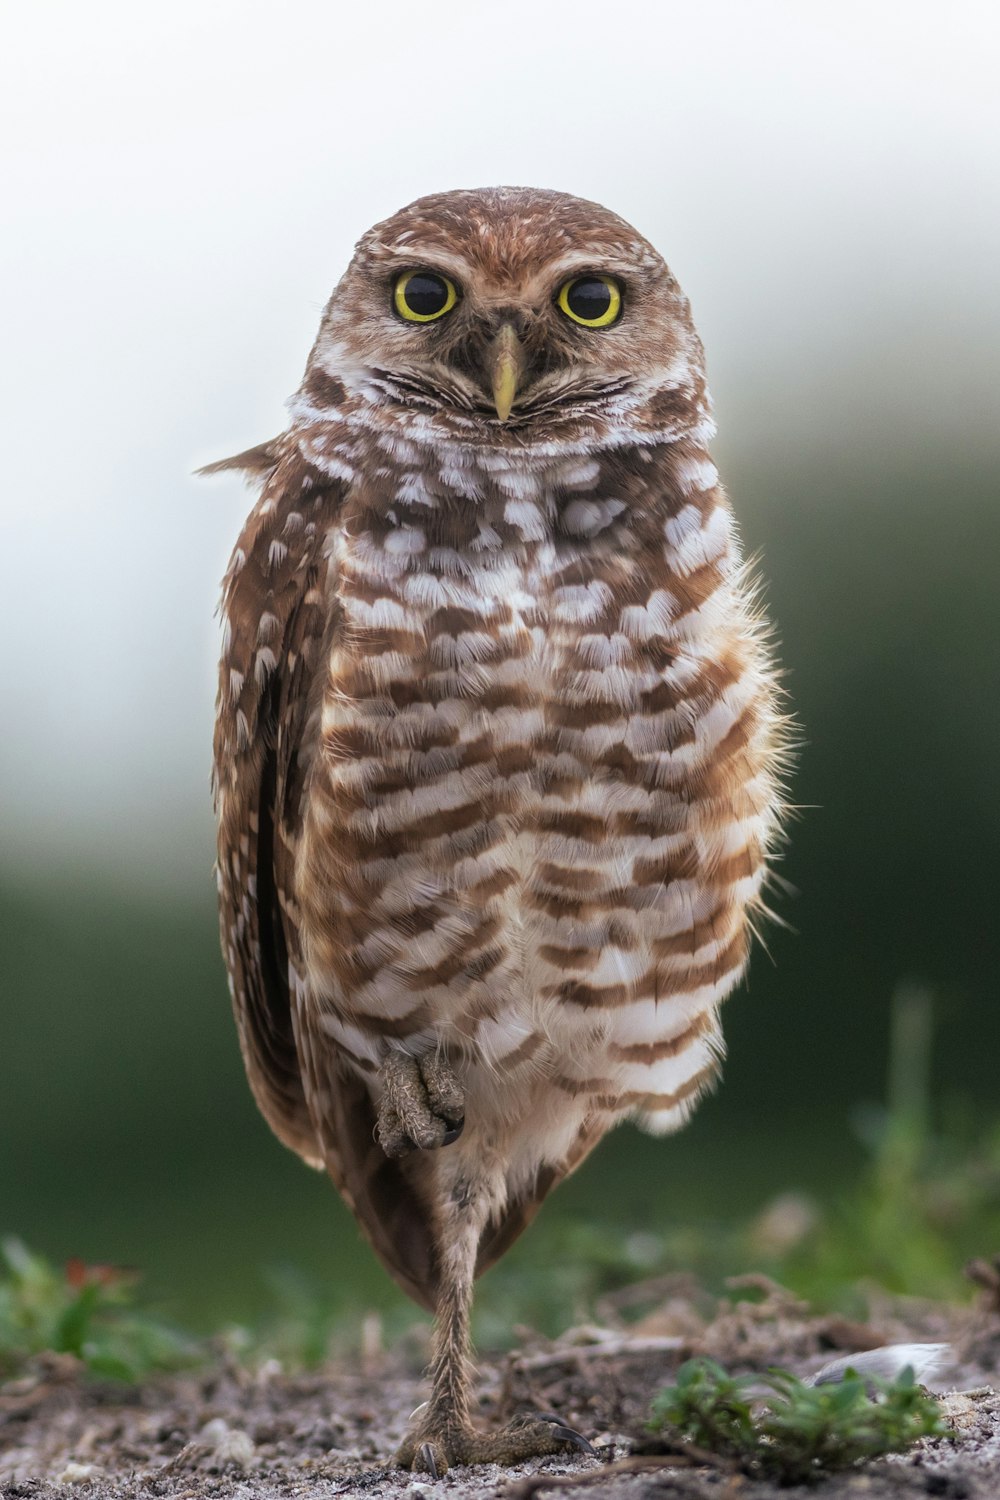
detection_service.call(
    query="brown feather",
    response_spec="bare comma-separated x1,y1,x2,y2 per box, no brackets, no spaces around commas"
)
212,188,789,1346
212,442,449,1308
198,439,283,477
213,438,329,1162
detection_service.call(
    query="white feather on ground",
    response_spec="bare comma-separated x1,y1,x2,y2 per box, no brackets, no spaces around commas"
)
808,1343,951,1388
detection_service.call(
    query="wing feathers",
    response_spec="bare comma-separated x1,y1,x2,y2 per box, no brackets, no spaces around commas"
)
214,442,334,1163
198,439,284,478
212,440,447,1308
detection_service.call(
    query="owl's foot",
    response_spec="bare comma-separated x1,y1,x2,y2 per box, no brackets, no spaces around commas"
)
376,1051,465,1159
395,1412,594,1475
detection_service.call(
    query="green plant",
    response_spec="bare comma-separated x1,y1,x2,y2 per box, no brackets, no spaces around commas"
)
650,1357,950,1485
776,985,1000,1306
0,1238,197,1380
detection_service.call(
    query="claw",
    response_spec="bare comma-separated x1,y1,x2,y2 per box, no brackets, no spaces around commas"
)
441,1117,465,1146
535,1412,596,1455
553,1426,596,1455
417,1442,440,1479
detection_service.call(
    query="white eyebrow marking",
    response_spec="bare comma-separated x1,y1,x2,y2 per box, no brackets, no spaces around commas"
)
379,248,479,284
538,251,636,281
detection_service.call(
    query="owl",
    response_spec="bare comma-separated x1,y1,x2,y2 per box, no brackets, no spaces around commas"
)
210,187,786,1475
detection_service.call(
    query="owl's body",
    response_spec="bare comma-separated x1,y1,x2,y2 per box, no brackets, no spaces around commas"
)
213,188,784,1471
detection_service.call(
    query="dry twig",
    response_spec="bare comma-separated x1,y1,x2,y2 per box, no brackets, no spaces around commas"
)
509,1334,686,1376
507,1444,737,1498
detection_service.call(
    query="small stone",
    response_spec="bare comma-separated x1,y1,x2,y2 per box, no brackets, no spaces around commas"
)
254,1357,283,1385
56,1462,98,1484
197,1418,256,1468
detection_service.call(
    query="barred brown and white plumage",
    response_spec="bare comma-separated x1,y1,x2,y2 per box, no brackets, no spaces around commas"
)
211,187,787,1473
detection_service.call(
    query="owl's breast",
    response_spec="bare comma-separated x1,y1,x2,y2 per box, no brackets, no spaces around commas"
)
294,464,781,1143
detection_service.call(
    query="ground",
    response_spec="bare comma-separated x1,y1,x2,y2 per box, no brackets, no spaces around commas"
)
3,1280,999,1500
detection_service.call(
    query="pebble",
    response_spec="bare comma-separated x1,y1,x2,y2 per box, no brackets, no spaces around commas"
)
56,1462,99,1484
198,1417,256,1467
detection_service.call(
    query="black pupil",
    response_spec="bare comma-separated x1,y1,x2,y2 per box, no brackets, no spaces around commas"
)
403,273,449,317
567,278,613,321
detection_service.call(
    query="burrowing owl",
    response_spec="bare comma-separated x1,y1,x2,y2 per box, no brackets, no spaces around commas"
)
210,187,786,1474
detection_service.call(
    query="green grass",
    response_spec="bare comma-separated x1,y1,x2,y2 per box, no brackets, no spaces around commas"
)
773,985,1000,1308
649,1357,949,1484
0,1238,196,1382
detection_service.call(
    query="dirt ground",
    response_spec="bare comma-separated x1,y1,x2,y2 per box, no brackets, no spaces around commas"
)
3,1279,999,1500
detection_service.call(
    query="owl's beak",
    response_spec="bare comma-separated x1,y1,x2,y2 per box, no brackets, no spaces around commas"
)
488,323,524,422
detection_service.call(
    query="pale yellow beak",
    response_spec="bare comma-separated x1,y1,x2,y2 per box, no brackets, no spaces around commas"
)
488,323,524,422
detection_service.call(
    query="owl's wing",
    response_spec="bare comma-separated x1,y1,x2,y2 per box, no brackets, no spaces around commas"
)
213,440,332,1165
213,443,444,1311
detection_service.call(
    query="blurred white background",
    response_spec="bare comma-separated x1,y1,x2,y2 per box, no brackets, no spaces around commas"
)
2,0,997,886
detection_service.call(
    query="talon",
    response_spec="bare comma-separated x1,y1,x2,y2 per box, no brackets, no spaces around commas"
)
418,1441,440,1479
441,1117,465,1146
552,1426,596,1455
396,1414,591,1470
535,1412,596,1454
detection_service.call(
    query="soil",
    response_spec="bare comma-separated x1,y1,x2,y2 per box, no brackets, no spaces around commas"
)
3,1278,999,1500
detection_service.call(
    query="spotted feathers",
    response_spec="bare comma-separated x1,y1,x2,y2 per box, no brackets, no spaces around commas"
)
212,187,788,1306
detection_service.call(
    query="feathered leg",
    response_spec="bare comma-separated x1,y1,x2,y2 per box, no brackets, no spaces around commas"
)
394,1166,591,1474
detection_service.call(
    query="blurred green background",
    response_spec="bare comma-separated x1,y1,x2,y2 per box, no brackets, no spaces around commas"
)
5,445,998,1335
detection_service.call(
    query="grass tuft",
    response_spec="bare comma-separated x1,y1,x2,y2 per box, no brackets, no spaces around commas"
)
0,1238,197,1381
650,1356,950,1485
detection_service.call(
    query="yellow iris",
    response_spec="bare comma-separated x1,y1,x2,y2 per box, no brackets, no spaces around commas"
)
393,270,459,323
556,274,622,328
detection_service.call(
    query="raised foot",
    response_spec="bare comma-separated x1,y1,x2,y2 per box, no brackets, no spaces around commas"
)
376,1051,465,1159
395,1414,594,1476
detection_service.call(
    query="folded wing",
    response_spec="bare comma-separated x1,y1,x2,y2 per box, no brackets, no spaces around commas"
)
212,442,445,1310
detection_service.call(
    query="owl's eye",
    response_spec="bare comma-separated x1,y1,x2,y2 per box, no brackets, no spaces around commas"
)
556,275,622,328
393,270,459,323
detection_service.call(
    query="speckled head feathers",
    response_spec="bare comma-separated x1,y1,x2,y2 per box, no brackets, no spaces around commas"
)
298,187,708,446
358,187,666,282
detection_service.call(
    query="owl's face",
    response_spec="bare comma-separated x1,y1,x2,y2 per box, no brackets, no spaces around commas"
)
302,188,707,443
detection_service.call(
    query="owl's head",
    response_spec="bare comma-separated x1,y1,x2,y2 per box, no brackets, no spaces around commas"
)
298,188,709,446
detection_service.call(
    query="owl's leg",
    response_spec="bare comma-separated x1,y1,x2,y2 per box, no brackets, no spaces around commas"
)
375,1050,465,1158
394,1179,592,1475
